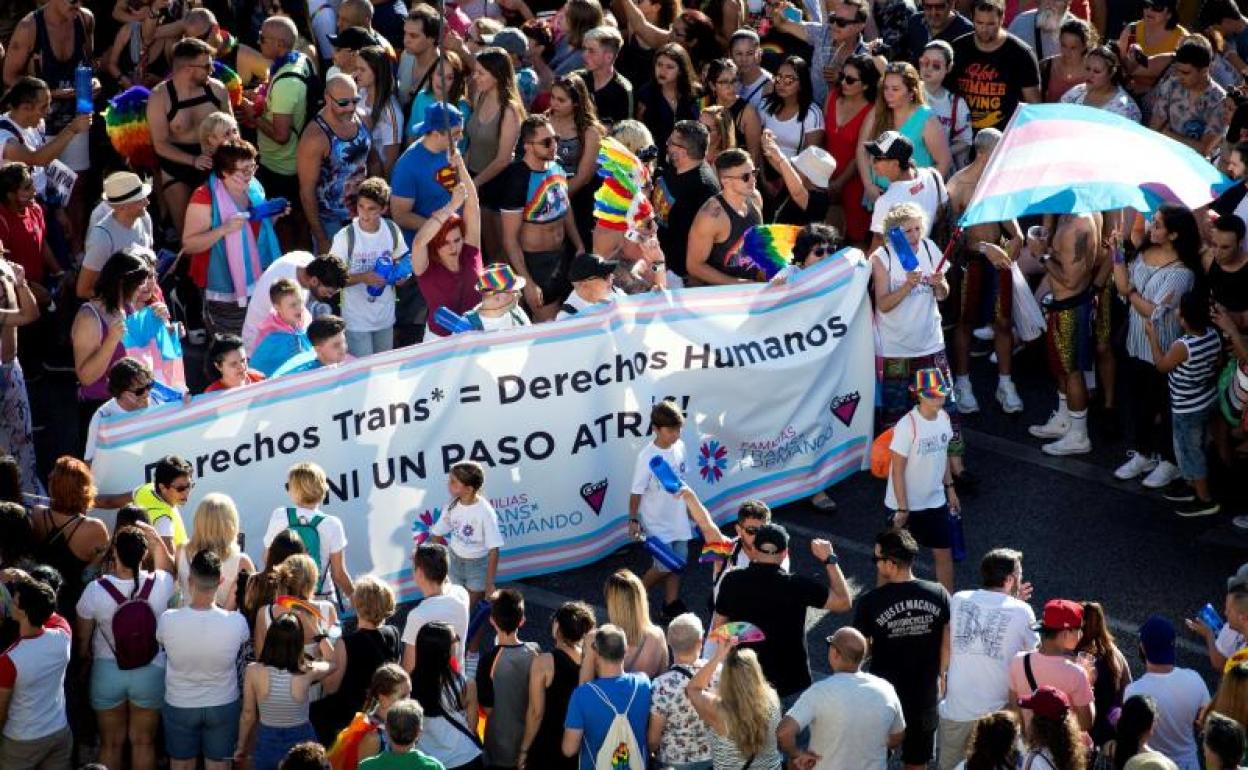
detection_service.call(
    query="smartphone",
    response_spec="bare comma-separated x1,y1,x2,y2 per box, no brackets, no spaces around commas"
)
1132,48,1149,67
782,5,801,21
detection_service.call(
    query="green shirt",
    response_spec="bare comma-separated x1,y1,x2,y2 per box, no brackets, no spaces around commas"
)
359,749,446,770
258,55,312,176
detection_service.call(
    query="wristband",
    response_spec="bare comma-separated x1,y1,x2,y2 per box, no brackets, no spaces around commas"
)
824,553,839,567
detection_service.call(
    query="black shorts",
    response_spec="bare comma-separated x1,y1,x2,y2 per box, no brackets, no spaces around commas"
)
524,248,571,304
896,505,952,550
256,165,300,208
899,704,938,766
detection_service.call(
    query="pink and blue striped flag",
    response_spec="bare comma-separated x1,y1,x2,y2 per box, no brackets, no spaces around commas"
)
960,104,1231,227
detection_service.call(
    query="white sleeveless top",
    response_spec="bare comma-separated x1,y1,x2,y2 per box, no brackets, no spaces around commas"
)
871,237,947,359
176,548,244,607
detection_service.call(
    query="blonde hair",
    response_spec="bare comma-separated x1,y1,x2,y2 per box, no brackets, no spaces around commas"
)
608,119,655,156
604,569,652,648
286,462,328,508
277,553,319,599
717,647,779,757
701,105,736,154
882,201,928,234
198,111,239,145
353,575,397,625
873,62,926,141
187,493,241,562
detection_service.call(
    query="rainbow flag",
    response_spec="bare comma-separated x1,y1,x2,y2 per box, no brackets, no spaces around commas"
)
699,540,734,563
960,104,1231,226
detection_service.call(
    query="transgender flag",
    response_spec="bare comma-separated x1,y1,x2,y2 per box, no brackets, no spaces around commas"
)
960,104,1232,227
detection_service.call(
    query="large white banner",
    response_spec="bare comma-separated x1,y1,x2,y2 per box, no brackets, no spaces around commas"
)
93,255,875,602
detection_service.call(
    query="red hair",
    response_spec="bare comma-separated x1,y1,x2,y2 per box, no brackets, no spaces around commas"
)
49,456,96,515
427,215,466,257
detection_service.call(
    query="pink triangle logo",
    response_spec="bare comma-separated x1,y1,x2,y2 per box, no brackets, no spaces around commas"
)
830,392,860,427
580,479,608,515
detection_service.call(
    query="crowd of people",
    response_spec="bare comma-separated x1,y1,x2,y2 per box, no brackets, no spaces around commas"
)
1,0,1248,766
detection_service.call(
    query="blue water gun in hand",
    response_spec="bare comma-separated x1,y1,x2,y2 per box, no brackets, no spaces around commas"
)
887,226,920,271
248,197,289,221
367,253,414,299
434,306,474,334
648,455,684,494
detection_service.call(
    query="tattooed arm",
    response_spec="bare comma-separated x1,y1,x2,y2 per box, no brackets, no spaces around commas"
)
687,198,748,286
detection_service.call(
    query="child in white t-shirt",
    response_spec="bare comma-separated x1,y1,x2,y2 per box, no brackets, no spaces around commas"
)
261,462,352,603
886,368,959,593
329,176,408,357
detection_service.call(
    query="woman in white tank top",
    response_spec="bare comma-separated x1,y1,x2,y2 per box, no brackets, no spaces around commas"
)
176,493,256,609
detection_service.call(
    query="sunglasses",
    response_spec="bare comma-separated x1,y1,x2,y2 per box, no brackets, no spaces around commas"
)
741,525,760,535
810,245,831,257
724,169,756,182
529,136,557,147
332,96,363,107
129,383,154,396
838,73,860,85
171,481,195,493
831,16,860,26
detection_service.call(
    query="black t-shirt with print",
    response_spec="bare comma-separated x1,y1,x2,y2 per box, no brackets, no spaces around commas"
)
655,162,720,278
949,32,1040,132
853,578,951,711
714,562,829,697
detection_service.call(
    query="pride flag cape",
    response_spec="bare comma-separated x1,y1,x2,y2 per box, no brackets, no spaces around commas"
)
123,307,185,389
960,104,1231,227
250,314,312,376
739,224,801,279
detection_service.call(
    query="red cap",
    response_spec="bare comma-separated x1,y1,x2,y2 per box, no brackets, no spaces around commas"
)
1019,686,1071,720
1033,599,1083,631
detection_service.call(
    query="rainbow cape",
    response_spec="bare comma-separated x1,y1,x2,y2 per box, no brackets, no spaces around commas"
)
739,224,801,279
593,137,651,232
213,59,243,108
699,540,734,563
104,86,156,170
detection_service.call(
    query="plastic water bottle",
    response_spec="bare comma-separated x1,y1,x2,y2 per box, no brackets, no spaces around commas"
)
247,197,288,222
949,512,967,562
74,64,93,115
1200,603,1225,635
367,254,393,301
887,227,919,271
648,455,683,494
434,306,474,334
645,536,687,571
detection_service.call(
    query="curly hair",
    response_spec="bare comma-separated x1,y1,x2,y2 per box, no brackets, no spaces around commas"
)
1028,711,1086,770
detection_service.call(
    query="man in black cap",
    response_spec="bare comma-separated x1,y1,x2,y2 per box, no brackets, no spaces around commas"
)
712,522,851,703
327,26,375,79
865,130,948,253
556,253,623,320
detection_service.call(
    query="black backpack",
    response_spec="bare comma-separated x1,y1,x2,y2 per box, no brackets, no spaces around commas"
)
270,55,323,139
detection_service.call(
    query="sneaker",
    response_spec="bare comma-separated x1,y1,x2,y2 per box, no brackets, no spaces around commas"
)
955,381,980,414
1041,432,1091,455
1234,515,1248,531
996,382,1024,414
1114,451,1158,480
973,325,995,341
1142,460,1181,489
1161,481,1196,502
1029,411,1071,439
1176,499,1221,518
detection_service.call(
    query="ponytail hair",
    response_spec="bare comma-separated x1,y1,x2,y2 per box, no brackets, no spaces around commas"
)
113,526,150,598
364,663,411,713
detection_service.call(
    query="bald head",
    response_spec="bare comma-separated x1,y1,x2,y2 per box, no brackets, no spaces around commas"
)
262,16,297,50
325,72,357,96
828,627,867,671
185,8,217,37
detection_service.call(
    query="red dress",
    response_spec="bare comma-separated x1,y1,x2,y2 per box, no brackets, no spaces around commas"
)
824,93,872,244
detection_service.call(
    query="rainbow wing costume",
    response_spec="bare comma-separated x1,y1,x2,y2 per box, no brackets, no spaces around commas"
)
213,60,244,109
593,137,652,233
739,224,801,279
104,86,157,171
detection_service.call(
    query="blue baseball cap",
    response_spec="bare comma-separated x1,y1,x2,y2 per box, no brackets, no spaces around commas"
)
1138,616,1176,665
412,103,463,138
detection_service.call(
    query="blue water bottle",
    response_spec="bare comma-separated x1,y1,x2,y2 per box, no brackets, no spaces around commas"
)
648,455,684,494
368,254,393,301
1200,603,1225,635
74,64,93,115
887,226,920,271
949,512,967,562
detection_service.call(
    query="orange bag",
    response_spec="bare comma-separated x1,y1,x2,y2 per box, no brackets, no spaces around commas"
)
869,413,915,479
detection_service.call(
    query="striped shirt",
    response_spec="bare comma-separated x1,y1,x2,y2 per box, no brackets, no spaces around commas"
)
1125,259,1195,363
1170,328,1221,413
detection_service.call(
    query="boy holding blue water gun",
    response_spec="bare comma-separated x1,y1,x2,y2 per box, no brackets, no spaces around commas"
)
630,400,726,621
329,176,408,357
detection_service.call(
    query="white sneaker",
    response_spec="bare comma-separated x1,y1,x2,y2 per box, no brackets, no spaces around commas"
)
1114,451,1158,480
1042,432,1091,455
955,381,980,414
973,325,995,341
1233,515,1248,531
1142,460,1181,489
1029,411,1071,439
996,382,1024,413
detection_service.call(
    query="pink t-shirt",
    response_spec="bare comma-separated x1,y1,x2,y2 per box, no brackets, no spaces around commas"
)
1007,651,1094,730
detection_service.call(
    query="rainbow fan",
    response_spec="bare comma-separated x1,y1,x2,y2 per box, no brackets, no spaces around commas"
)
593,137,649,232
699,540,734,564
739,224,801,279
213,60,243,108
275,595,325,623
104,86,156,170
709,621,765,643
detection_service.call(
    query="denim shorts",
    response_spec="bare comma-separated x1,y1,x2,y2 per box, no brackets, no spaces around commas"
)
449,551,490,592
90,658,165,710
651,539,689,574
254,722,316,770
1172,404,1213,481
162,700,241,760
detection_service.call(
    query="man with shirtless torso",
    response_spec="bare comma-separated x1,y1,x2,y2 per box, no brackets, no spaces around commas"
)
1028,210,1102,456
148,37,232,237
947,128,1026,416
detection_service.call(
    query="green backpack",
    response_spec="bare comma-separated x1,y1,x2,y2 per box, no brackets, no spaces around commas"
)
286,507,329,594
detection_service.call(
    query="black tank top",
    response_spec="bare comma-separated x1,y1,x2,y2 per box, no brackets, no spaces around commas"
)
32,509,90,619
33,8,89,135
1210,259,1248,312
527,648,580,770
706,193,762,279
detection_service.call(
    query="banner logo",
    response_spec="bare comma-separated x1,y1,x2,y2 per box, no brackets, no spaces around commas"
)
830,391,861,427
580,479,608,515
698,440,728,484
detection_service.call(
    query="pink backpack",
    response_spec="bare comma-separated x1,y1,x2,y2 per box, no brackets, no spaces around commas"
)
98,575,159,670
